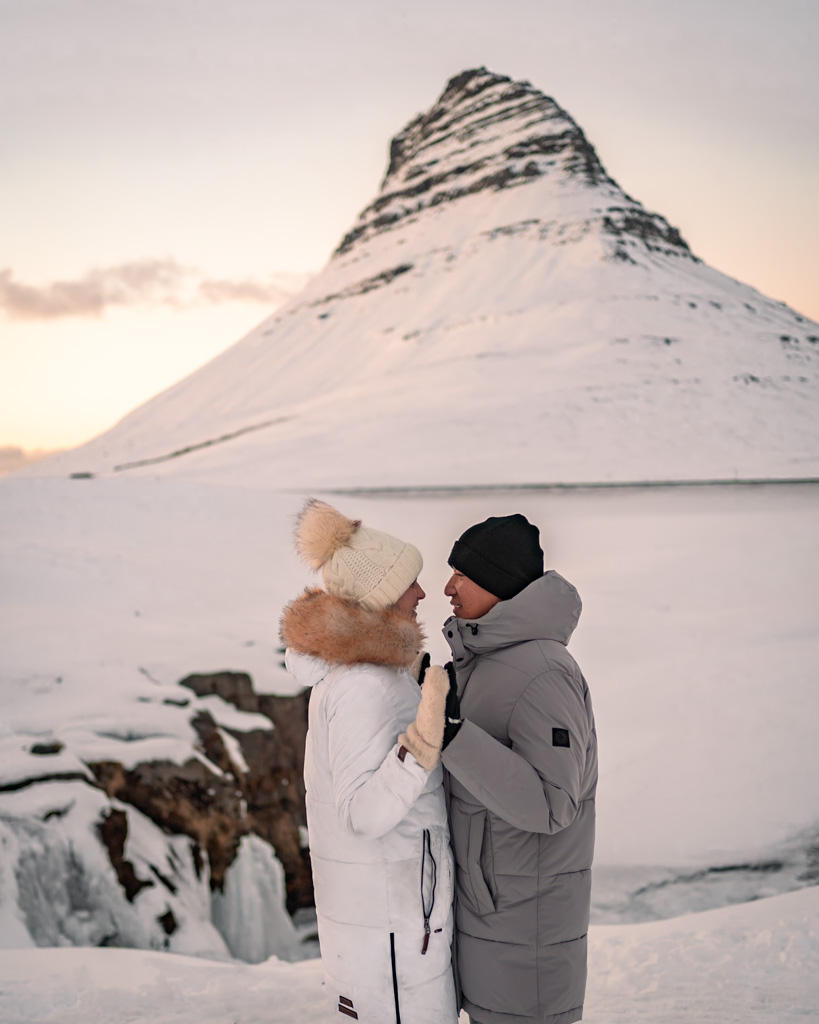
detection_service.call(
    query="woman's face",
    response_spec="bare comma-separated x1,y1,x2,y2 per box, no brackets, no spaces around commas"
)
393,579,426,618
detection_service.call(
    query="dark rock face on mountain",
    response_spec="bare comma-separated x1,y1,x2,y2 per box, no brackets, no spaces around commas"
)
336,66,693,263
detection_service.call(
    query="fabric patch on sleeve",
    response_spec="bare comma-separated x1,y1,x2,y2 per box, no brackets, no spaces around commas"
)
552,727,571,748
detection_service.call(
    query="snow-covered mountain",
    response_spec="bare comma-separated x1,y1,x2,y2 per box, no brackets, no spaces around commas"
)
36,66,819,488
2,67,818,998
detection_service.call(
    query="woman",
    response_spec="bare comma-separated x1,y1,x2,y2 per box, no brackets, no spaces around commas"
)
280,499,458,1024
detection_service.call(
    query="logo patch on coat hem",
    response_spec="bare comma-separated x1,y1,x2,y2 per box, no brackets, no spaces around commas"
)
552,727,571,748
338,996,358,1019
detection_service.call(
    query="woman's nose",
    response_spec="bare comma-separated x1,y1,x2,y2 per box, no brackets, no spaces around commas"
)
416,583,426,600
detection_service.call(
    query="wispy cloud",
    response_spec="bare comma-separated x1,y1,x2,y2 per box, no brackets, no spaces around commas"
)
195,276,302,305
0,262,311,321
0,261,187,320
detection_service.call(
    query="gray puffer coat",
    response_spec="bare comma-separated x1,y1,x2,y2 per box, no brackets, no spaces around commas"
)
441,571,597,1024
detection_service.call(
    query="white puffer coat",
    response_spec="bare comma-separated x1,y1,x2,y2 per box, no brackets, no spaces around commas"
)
281,589,457,1024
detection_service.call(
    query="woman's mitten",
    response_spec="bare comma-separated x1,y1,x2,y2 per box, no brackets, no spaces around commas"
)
399,665,448,769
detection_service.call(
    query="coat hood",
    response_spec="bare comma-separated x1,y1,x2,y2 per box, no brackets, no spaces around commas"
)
280,587,424,669
284,649,329,690
444,570,581,656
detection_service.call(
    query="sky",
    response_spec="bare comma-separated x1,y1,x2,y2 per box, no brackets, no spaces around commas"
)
1,0,817,453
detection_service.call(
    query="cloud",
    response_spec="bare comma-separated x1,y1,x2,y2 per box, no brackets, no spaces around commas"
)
0,261,187,320
0,262,311,321
196,275,307,306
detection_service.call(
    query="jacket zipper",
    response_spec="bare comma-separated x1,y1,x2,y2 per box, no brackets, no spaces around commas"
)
420,828,437,954
390,932,401,1024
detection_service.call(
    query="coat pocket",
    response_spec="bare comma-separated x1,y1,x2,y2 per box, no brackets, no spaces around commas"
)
420,828,436,952
466,809,496,916
422,826,453,929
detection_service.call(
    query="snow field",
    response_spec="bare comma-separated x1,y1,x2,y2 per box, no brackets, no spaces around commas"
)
2,472,817,1016
0,886,816,1023
2,477,817,874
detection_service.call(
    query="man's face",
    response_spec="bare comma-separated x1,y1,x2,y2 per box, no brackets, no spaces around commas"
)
444,569,500,620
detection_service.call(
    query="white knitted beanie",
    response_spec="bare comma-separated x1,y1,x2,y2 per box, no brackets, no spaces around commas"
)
294,498,423,610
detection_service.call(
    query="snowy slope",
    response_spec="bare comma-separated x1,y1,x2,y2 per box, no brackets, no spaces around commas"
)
1,887,817,1023
28,67,819,488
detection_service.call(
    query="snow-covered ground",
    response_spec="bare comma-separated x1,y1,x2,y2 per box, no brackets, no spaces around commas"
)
3,448,817,1018
2,477,817,909
1,886,817,1023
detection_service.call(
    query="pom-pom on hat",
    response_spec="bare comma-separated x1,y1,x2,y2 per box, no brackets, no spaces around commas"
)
294,498,423,611
449,513,543,601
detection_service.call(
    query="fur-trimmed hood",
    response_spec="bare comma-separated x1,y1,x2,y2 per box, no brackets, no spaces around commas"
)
280,588,424,668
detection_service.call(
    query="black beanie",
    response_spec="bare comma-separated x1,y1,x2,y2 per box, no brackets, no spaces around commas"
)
448,514,544,601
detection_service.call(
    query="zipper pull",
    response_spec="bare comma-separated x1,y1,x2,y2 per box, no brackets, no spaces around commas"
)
421,921,430,954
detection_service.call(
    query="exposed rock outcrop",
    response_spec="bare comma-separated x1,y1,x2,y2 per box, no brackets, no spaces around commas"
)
89,671,311,915
89,750,245,894
97,809,154,903
180,671,312,912
336,66,692,261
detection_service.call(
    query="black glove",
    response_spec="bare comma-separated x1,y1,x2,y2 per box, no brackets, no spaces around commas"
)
411,651,431,687
442,662,463,749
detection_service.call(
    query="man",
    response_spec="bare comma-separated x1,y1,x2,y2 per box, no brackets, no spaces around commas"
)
440,513,597,1024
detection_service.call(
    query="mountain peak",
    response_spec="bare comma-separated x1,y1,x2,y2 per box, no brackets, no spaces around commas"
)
36,66,817,489
336,66,692,262
384,66,606,187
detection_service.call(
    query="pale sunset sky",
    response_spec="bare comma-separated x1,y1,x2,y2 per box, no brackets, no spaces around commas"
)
2,0,817,454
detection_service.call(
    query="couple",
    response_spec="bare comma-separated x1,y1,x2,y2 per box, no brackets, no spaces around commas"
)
281,499,597,1024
